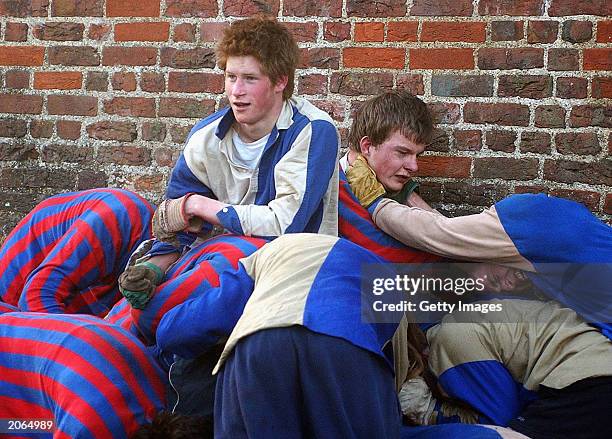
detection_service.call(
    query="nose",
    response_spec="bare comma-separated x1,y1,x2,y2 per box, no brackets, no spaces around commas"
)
403,155,418,173
231,78,246,97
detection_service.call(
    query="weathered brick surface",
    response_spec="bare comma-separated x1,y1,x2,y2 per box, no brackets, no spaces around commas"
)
0,4,610,228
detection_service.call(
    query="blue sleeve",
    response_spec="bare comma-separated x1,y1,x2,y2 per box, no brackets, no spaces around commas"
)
155,263,255,358
437,360,525,426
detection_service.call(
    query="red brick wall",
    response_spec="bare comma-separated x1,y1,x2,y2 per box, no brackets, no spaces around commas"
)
0,0,610,238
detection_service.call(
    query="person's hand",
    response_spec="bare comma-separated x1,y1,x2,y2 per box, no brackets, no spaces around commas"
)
345,154,386,208
152,194,203,246
398,377,436,425
118,262,164,309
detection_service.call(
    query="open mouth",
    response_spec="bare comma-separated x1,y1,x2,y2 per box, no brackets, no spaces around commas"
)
233,102,250,109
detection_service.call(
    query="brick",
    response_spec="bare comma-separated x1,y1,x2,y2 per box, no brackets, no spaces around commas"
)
299,48,340,69
34,71,82,90
444,182,510,207
555,132,600,155
141,72,165,92
42,144,94,164
410,49,474,70
77,170,107,190
87,121,137,141
330,72,393,96
134,174,164,192
548,48,579,71
165,0,217,17
0,119,27,138
52,0,103,16
223,0,279,16
168,124,192,143
491,21,523,41
396,74,424,95
284,22,318,43
562,20,592,43
498,75,552,99
549,1,611,17
347,0,405,17
160,47,215,69
479,0,544,15
5,22,28,41
86,71,108,91
486,130,517,152
535,105,565,128
527,21,558,43
5,70,29,89
556,77,587,98
421,22,486,43
0,95,43,114
324,22,350,42
49,46,99,66
411,0,473,16
154,147,180,166
34,22,84,40
199,22,227,43
570,105,612,128
284,0,342,17
0,142,38,160
464,103,530,126
605,194,612,215
520,131,551,154
111,72,137,91
30,120,53,138
97,145,151,166
88,23,111,40
584,49,612,70
551,189,600,211
56,120,81,140
104,97,155,117
478,48,543,69
142,122,166,141
593,77,612,98
454,130,482,151
107,0,159,17
48,95,98,116
387,21,418,42
168,72,224,93
0,0,48,17
103,47,157,66
0,46,45,66
159,98,214,118
544,159,611,186
298,74,328,95
428,103,460,124
597,20,612,43
431,75,493,97
0,167,76,189
428,129,451,152
416,156,471,178
355,22,384,42
173,23,196,42
310,100,346,122
474,157,538,180
115,22,170,42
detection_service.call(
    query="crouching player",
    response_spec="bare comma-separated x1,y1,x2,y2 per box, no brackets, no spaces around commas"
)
0,189,153,316
0,312,209,438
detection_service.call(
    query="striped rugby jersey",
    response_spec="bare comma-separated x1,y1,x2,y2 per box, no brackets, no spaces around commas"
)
0,313,167,438
0,189,153,316
106,234,268,344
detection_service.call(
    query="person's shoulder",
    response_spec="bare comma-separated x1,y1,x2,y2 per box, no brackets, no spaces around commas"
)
289,96,335,125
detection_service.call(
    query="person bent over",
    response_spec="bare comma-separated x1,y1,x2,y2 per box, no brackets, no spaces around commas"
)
0,188,153,316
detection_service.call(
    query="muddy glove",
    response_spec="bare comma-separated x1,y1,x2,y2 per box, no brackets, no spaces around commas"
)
152,194,203,247
119,261,164,309
398,377,436,426
345,154,386,208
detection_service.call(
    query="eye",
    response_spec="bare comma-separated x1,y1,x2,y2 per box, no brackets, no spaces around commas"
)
226,74,236,81
514,270,527,281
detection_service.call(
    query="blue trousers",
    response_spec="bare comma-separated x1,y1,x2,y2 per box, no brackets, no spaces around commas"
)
215,325,401,439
